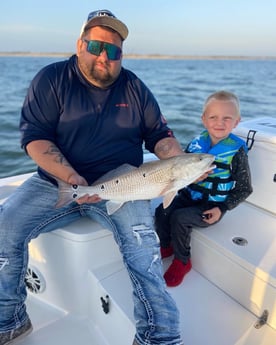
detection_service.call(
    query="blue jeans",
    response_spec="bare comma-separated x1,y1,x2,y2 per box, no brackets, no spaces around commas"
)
0,174,183,345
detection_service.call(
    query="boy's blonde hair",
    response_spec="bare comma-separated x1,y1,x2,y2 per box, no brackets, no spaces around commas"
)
203,90,240,117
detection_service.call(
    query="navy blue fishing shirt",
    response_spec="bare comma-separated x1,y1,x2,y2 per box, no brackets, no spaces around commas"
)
20,55,175,185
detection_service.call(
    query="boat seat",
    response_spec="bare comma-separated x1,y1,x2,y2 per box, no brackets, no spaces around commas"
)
0,173,33,204
191,201,276,330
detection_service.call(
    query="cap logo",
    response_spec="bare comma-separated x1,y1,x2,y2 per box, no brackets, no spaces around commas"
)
87,10,116,21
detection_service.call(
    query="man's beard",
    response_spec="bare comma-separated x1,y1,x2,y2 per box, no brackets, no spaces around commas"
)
80,59,117,87
90,62,112,83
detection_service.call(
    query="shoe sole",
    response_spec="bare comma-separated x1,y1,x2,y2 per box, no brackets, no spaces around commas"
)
5,324,33,345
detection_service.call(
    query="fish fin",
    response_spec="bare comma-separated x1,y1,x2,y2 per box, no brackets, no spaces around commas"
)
106,201,125,215
93,164,137,184
55,178,76,208
163,191,177,209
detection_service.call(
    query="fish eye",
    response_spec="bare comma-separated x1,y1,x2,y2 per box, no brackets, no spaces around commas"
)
72,184,78,189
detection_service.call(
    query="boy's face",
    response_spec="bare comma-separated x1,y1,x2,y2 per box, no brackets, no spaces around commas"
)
201,99,240,145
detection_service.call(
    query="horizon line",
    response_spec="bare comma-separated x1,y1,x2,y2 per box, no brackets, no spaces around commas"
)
0,51,276,60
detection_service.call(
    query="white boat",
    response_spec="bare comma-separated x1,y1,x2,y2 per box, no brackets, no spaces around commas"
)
0,117,275,345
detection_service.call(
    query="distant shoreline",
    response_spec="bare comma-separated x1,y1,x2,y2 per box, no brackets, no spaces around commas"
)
0,52,276,60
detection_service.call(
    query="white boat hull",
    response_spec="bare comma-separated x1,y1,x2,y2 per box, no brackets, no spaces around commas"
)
1,117,276,344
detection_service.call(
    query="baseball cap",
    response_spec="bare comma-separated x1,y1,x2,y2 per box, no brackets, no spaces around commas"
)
80,10,129,40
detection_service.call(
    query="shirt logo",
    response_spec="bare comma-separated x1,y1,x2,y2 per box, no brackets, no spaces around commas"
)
115,103,129,107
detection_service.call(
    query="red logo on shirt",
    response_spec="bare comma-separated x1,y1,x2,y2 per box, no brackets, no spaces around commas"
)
115,103,129,107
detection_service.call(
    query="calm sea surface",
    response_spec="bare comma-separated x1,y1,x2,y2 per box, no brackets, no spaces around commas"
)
0,56,276,178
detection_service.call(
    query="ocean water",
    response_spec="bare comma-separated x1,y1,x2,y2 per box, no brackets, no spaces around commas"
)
0,56,276,178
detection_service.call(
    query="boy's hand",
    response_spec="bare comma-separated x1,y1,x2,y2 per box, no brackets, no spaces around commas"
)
202,207,221,224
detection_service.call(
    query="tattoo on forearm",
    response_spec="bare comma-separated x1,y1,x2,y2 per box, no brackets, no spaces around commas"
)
155,138,176,157
44,144,70,166
155,138,183,158
156,142,171,155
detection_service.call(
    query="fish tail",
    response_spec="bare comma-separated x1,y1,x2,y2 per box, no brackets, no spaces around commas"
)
55,178,75,208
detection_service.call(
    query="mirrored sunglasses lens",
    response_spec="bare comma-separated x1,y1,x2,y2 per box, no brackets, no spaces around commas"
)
87,41,101,56
104,43,122,60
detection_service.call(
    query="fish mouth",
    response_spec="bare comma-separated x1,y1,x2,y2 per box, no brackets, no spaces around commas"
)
200,154,215,163
200,155,216,172
208,164,217,171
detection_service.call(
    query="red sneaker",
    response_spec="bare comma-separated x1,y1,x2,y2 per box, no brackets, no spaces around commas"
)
164,258,192,287
160,246,174,258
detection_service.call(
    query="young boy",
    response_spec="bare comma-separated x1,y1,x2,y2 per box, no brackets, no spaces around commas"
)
155,90,253,287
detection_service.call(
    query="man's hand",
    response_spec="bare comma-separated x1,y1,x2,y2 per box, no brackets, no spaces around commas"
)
76,194,102,204
193,168,213,183
67,173,102,205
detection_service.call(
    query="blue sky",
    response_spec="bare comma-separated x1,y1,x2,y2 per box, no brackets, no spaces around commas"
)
0,0,276,56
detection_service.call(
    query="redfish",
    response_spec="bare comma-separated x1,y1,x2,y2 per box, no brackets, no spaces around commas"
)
55,154,215,215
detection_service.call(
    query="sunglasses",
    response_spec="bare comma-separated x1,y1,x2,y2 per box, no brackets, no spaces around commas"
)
82,39,122,61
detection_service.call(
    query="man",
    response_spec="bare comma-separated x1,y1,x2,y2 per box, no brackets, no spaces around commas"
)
0,10,184,345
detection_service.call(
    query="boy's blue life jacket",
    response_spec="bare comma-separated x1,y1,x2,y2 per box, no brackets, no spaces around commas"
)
186,130,248,202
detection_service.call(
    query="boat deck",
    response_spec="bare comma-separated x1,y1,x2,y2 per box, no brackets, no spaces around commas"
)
22,261,275,345
1,171,276,345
